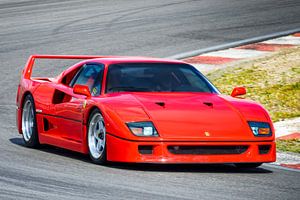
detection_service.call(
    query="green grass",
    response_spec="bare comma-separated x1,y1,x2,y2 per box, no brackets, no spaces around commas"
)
206,48,300,122
276,139,300,153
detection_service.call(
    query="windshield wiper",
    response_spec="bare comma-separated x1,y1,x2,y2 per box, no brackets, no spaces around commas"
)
108,86,150,92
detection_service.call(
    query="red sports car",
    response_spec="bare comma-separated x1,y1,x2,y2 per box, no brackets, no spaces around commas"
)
16,55,276,168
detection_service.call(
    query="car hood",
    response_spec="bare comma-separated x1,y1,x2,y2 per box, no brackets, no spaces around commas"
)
105,92,271,141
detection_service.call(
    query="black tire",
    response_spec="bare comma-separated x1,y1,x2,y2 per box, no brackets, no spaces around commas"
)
21,94,39,148
87,109,107,164
234,163,262,169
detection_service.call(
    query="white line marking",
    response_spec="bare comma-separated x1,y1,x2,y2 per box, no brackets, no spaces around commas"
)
263,36,300,45
190,64,231,74
274,117,300,138
201,48,268,59
192,63,215,70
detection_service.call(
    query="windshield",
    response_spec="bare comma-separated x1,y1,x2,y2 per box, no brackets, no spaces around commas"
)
106,63,218,93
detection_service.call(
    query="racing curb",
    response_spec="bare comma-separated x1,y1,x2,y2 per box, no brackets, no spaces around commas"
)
277,133,300,140
179,32,300,73
172,30,300,170
168,28,300,59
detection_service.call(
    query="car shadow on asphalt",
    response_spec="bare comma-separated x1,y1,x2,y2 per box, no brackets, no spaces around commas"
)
10,137,273,174
107,163,273,174
10,137,92,163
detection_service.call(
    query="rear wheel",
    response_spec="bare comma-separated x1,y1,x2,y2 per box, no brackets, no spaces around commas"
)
21,94,39,147
235,163,262,168
87,109,107,164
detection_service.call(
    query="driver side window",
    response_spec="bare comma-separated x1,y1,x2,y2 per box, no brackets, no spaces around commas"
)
70,63,104,96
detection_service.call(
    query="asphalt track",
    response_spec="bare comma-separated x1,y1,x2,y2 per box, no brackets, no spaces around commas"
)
0,0,300,199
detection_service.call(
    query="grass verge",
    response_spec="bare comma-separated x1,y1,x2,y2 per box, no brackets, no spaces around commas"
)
276,139,300,153
206,47,300,122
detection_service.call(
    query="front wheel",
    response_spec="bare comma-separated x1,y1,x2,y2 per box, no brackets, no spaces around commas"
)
235,163,262,169
21,94,39,147
87,109,107,164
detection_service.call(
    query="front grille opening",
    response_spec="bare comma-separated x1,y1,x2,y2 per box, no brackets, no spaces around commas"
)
258,145,271,154
138,145,153,155
168,145,248,155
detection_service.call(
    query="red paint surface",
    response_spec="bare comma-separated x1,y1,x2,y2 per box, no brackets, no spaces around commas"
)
277,133,300,140
280,164,300,170
237,43,294,51
293,33,300,37
183,56,237,64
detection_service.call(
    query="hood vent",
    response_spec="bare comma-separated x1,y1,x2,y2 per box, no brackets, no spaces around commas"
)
155,102,165,107
203,102,213,107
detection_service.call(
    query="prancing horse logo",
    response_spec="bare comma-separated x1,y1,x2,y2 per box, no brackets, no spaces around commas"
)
204,131,210,136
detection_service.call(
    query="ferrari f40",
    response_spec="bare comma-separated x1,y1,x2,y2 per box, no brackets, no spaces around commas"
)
16,55,276,168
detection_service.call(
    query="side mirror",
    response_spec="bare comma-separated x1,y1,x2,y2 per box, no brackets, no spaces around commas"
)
73,84,91,98
231,86,246,97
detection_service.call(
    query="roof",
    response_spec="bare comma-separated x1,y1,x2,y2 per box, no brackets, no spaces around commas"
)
84,56,186,65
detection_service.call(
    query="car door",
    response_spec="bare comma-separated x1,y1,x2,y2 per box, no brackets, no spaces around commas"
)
54,63,104,143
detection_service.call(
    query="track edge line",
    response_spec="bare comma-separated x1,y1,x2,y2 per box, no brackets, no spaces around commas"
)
168,28,300,59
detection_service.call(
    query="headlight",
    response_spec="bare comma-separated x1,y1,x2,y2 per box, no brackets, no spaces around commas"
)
248,121,272,136
126,121,159,137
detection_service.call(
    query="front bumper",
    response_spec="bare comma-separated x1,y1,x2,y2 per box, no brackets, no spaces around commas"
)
106,134,276,163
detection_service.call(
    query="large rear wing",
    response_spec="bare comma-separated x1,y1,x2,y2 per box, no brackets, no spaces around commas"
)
23,54,114,79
